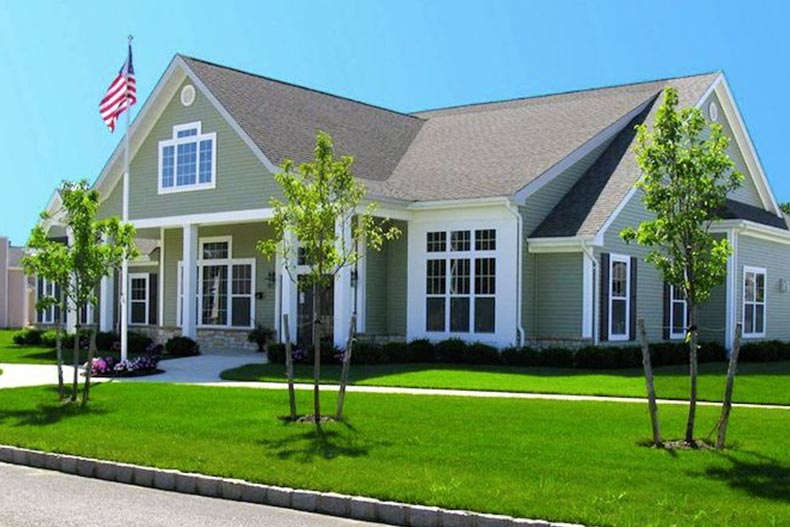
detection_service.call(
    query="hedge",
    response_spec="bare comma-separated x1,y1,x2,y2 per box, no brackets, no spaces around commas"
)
264,338,743,370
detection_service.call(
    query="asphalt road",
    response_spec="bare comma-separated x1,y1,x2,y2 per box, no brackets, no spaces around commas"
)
0,462,386,527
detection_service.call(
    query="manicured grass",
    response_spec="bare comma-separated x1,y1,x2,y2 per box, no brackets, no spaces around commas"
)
0,384,787,527
0,330,82,365
221,360,790,405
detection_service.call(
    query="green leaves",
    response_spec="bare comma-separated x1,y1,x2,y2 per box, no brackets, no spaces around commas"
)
22,180,138,315
260,131,400,289
622,87,744,306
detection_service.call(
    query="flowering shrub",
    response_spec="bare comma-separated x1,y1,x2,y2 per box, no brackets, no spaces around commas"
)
87,354,160,377
293,348,308,363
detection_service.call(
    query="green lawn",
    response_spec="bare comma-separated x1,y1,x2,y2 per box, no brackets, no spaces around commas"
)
0,330,82,365
0,383,787,527
221,360,790,406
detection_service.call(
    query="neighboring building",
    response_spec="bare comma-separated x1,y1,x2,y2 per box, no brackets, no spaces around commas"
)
38,55,790,351
0,236,32,329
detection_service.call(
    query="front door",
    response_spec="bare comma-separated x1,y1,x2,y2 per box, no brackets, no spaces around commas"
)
297,275,334,347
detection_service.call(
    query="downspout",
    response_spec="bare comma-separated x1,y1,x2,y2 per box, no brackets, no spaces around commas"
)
506,201,526,346
582,242,599,345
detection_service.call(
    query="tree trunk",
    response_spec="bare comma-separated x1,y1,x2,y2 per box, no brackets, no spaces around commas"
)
55,302,65,401
638,318,662,446
336,312,357,420
71,321,80,402
684,303,699,444
81,326,97,405
312,283,321,423
716,323,742,449
282,313,297,420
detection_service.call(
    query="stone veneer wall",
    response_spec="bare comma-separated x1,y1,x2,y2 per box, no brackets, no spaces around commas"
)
195,328,256,352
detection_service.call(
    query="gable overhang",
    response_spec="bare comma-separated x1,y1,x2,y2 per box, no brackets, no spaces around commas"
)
710,219,790,245
514,95,658,204
526,235,599,253
92,54,281,205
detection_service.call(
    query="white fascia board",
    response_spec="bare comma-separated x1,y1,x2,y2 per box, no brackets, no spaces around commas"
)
515,97,656,204
527,235,598,253
407,196,511,211
711,219,790,245
132,208,275,229
716,76,782,217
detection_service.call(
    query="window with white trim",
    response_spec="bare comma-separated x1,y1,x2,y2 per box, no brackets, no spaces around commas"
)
36,277,61,324
425,229,496,334
158,122,216,193
669,285,687,339
177,236,255,329
743,266,766,336
609,255,630,341
129,273,149,325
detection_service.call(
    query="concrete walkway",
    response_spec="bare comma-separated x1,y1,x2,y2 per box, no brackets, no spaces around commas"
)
2,356,789,411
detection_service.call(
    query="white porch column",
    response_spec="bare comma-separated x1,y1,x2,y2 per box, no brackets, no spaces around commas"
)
99,270,115,332
333,220,353,348
182,224,198,339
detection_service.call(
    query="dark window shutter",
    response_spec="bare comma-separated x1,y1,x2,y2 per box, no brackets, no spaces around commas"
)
662,282,671,340
148,274,158,326
600,253,609,341
629,257,638,341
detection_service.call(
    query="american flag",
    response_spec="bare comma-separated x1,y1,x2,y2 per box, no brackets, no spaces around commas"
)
99,44,137,132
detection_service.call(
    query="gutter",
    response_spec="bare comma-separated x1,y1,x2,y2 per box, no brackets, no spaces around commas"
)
505,201,526,346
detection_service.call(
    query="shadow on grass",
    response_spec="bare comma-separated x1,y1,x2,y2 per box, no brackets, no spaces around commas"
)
0,385,109,427
258,422,382,462
699,451,790,502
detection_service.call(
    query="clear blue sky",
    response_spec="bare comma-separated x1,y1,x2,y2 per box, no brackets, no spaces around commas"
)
1,0,788,245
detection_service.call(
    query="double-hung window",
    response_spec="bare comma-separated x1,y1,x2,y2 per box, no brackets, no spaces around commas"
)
608,255,630,341
159,122,216,193
177,236,255,329
743,266,766,337
36,277,61,324
129,273,149,325
669,285,688,339
425,229,496,335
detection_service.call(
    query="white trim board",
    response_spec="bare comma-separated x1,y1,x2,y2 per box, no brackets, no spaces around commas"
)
131,208,275,229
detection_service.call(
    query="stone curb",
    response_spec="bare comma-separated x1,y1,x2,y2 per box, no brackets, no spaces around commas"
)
0,445,589,527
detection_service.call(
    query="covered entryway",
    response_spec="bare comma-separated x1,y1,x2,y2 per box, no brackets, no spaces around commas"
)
297,275,334,347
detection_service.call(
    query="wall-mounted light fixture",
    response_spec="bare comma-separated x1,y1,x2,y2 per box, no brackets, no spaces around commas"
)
351,270,358,288
267,271,276,287
779,278,788,293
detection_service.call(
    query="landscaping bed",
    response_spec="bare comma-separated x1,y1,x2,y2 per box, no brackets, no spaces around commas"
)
220,360,790,406
0,383,786,527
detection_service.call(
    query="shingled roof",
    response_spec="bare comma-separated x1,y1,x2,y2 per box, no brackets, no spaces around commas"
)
180,58,727,235
531,73,720,238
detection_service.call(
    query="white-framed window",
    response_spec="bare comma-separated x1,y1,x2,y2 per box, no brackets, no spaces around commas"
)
669,285,687,339
36,277,61,324
608,254,630,341
743,266,766,337
158,121,217,194
177,236,255,329
129,273,149,325
425,229,496,335
79,304,94,326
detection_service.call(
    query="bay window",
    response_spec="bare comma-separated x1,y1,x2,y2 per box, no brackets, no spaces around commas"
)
425,229,496,335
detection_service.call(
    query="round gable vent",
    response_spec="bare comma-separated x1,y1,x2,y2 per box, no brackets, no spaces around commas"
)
180,84,196,107
708,101,719,122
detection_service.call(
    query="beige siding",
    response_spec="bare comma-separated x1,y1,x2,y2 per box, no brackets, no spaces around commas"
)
364,220,408,337
7,269,28,328
736,235,790,341
596,190,664,342
702,92,764,208
533,252,583,339
128,79,280,220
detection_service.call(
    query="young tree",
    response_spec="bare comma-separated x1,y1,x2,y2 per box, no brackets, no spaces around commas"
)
26,180,137,405
22,230,70,400
621,87,743,445
259,131,400,423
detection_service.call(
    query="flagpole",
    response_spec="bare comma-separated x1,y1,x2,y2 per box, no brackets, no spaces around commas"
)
120,34,133,362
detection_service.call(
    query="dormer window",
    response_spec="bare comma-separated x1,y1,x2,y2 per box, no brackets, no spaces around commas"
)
158,122,216,193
